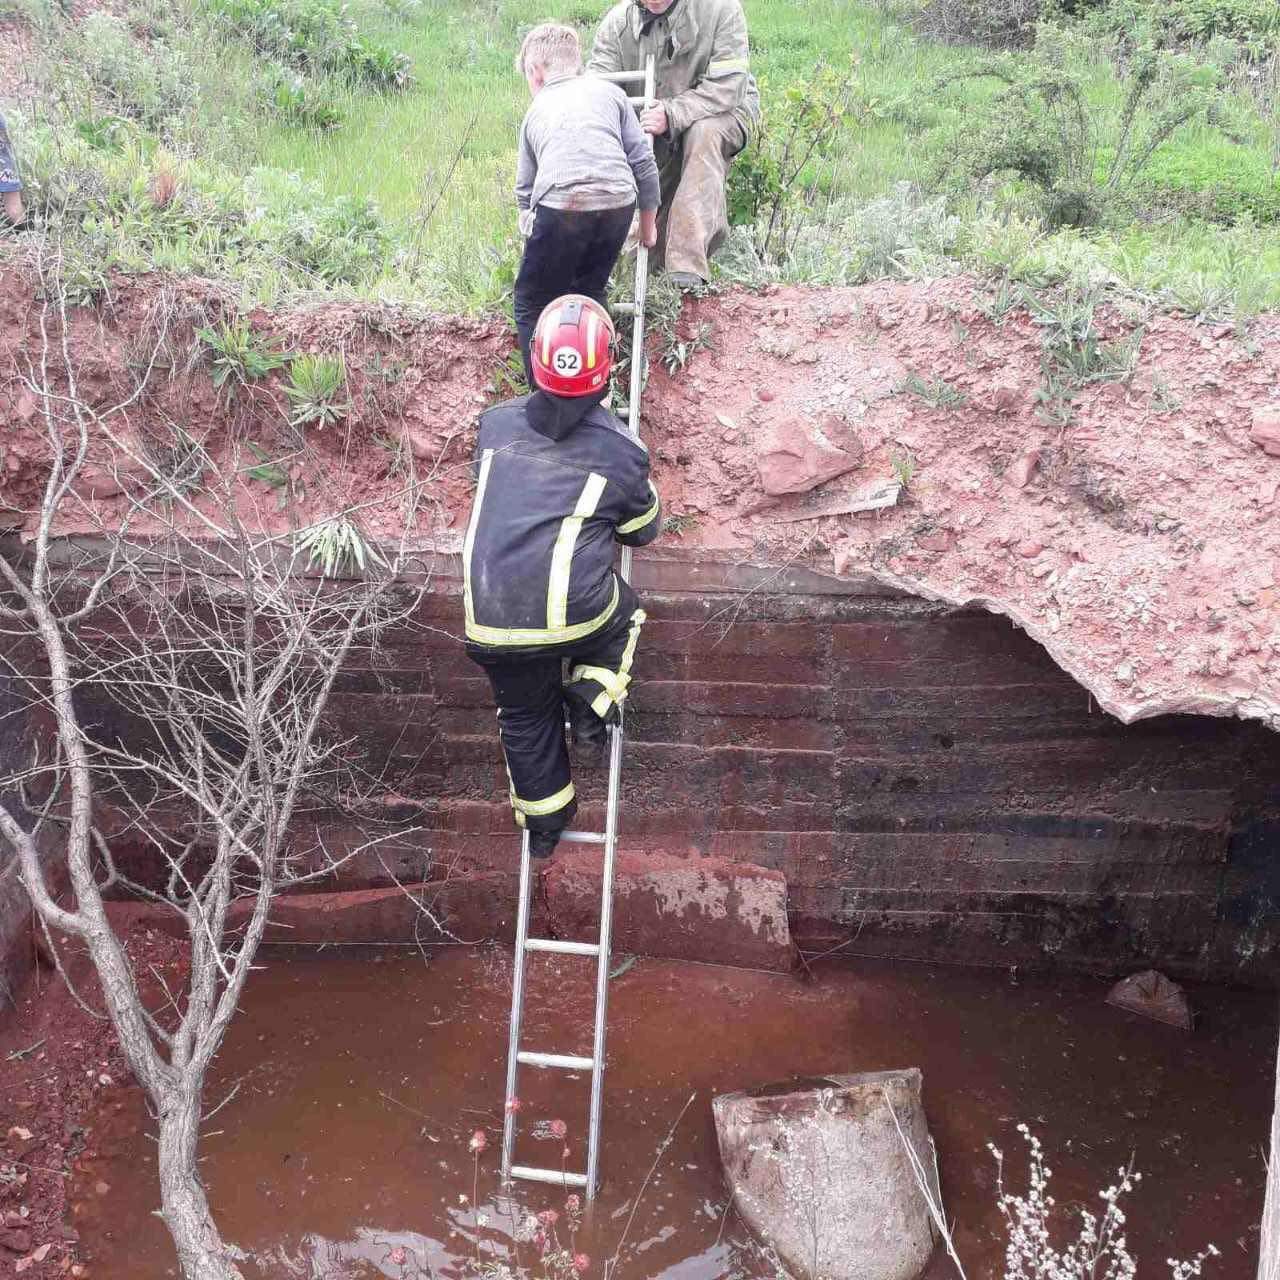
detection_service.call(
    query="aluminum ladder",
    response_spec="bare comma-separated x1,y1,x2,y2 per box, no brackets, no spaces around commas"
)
499,54,657,1200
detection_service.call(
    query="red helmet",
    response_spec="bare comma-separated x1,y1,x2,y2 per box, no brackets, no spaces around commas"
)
531,295,615,397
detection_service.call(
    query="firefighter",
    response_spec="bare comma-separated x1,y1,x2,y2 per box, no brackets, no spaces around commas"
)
463,295,662,859
587,0,760,290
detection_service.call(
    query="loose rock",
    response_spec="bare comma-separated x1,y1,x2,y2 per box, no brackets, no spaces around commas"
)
0,1228,32,1255
1106,970,1193,1030
1250,407,1280,457
757,419,862,497
988,382,1026,414
1006,448,1042,489
714,1069,936,1280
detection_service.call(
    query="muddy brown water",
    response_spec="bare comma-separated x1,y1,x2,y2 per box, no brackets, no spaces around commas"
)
68,947,1274,1279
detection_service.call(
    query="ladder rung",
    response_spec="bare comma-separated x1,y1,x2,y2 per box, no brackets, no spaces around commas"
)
526,938,600,957
559,830,606,844
627,95,648,105
518,1051,593,1072
595,69,646,83
613,302,636,316
511,1165,590,1188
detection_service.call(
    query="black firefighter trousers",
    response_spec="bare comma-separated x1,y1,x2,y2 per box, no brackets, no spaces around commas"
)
467,599,646,837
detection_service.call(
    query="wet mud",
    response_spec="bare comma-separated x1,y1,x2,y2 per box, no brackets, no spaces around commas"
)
64,946,1275,1279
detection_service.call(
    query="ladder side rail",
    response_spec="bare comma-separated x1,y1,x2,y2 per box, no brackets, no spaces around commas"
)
500,829,535,1183
585,716,626,1194
585,51,654,1196
619,52,656,588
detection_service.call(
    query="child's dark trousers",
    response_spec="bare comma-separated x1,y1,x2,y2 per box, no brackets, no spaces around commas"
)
514,202,635,385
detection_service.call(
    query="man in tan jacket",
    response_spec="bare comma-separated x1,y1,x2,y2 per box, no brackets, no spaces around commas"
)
587,0,760,289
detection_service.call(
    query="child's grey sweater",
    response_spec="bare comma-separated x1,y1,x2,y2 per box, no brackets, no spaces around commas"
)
516,73,661,214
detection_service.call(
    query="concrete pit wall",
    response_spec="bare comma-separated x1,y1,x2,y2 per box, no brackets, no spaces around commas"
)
73,554,1280,985
240,556,1280,985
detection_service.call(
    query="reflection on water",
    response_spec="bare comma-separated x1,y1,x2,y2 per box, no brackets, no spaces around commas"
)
69,946,1275,1278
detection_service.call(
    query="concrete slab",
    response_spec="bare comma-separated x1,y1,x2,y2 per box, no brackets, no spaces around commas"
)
540,848,796,971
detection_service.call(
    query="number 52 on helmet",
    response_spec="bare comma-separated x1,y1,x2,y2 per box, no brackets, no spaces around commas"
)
531,295,616,398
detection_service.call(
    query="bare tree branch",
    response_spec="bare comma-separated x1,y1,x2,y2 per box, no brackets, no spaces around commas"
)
0,228,435,1279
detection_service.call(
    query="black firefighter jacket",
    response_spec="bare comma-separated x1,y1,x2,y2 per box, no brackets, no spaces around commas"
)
463,392,661,653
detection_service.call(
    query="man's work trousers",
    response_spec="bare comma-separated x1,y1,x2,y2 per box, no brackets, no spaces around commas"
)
654,113,748,281
469,603,646,837
514,202,636,387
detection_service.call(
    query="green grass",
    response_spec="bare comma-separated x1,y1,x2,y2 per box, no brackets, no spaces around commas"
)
224,0,945,248
12,0,1280,313
218,0,1280,307
231,0,1015,216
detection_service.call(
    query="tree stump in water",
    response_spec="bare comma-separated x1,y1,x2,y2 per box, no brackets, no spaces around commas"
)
712,1069,938,1280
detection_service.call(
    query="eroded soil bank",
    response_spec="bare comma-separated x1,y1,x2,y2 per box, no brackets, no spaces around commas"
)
3,939,1272,1278
3,272,1280,728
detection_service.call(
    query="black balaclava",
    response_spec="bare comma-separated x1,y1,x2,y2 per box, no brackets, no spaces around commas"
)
526,385,609,442
636,0,680,37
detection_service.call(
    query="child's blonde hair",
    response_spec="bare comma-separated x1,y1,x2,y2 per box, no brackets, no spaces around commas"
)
516,22,582,78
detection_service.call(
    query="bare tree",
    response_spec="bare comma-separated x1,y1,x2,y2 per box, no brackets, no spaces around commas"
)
0,248,433,1278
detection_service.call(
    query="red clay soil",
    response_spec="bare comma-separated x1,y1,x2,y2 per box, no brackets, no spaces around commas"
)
0,906,187,1279
3,270,1280,729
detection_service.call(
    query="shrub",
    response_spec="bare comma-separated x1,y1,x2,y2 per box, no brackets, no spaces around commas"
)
845,182,963,279
17,118,396,297
910,0,1042,49
1083,0,1280,57
258,63,345,130
203,0,413,88
718,183,963,286
727,60,857,263
72,13,196,136
246,169,391,285
281,195,389,283
932,24,1226,227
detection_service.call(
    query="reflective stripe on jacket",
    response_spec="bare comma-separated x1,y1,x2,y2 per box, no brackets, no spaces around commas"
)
587,0,760,139
463,395,661,649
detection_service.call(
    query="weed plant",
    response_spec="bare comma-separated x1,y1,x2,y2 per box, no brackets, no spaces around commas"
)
897,371,968,408
295,515,384,575
198,319,291,392
284,352,350,428
990,1126,1220,1280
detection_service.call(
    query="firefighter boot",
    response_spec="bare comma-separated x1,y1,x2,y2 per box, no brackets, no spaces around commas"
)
566,690,615,767
529,829,561,859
